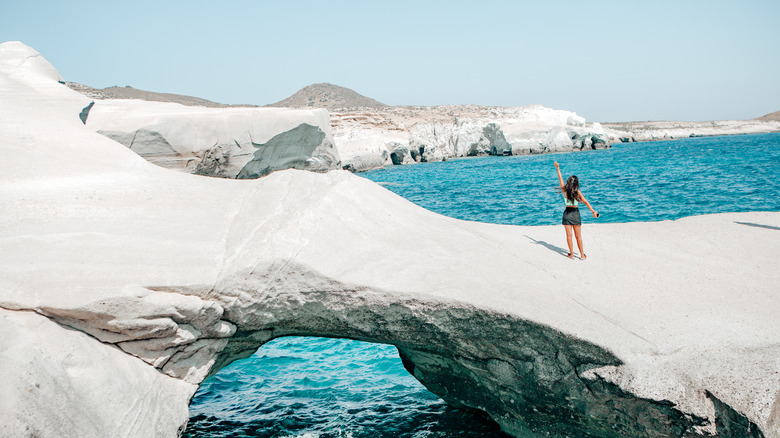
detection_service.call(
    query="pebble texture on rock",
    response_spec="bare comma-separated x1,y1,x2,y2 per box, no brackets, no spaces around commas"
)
2,41,779,438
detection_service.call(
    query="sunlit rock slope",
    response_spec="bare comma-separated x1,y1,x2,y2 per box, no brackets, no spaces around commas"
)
82,90,340,178
2,41,779,438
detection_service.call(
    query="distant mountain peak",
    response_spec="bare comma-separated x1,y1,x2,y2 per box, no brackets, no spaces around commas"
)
268,83,387,109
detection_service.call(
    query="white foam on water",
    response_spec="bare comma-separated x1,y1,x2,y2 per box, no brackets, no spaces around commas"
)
280,432,356,438
280,433,320,438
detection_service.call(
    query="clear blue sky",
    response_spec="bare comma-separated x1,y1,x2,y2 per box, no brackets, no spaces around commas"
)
2,0,778,122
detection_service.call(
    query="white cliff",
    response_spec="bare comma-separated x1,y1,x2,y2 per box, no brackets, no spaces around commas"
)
83,95,340,178
71,80,780,177
604,119,780,143
332,105,609,172
2,41,779,438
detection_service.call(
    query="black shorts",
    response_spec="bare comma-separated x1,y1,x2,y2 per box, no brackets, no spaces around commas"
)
562,207,581,226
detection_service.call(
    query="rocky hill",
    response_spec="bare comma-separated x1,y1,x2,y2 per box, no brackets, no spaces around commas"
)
65,82,252,108
757,110,780,122
268,83,387,109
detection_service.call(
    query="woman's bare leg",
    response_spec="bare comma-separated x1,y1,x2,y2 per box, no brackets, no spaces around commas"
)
564,225,574,258
573,225,586,259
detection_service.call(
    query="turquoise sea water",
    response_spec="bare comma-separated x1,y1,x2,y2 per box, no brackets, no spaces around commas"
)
361,133,780,225
185,133,780,437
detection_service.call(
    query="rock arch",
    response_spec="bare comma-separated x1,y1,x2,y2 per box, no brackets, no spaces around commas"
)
9,168,779,437
153,260,713,437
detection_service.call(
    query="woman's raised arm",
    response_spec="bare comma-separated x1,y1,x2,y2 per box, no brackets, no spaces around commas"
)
554,162,565,190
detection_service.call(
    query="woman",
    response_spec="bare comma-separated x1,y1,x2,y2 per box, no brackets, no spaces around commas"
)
554,161,599,259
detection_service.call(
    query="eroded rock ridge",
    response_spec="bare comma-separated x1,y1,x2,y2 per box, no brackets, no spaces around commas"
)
332,105,610,172
85,99,341,178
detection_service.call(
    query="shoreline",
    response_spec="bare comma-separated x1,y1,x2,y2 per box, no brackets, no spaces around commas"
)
60,80,780,177
602,119,780,143
614,129,780,142
355,130,780,175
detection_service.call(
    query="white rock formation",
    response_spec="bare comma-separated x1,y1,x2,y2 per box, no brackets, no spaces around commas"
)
604,119,780,143
83,95,341,178
0,307,195,437
2,41,779,438
332,105,609,172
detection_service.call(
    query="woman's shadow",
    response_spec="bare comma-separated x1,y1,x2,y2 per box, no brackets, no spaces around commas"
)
524,235,570,257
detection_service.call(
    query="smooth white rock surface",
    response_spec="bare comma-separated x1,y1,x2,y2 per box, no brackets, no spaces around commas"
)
0,308,194,438
84,97,340,178
2,41,779,437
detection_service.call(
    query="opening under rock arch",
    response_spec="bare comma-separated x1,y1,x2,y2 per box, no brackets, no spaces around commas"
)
183,336,506,438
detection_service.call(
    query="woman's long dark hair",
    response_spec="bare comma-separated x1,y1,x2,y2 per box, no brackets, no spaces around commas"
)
565,175,579,203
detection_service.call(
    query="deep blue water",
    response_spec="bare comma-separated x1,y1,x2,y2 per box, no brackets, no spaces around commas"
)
186,338,501,438
185,133,780,438
361,133,780,225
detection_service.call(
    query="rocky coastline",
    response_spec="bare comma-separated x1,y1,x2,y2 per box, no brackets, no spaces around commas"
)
80,95,613,177
67,80,780,178
604,119,780,143
331,104,610,172
2,41,779,438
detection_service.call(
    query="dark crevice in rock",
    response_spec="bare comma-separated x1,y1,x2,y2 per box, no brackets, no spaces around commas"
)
194,143,232,178
129,128,138,148
707,391,765,438
483,123,511,156
79,101,94,124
